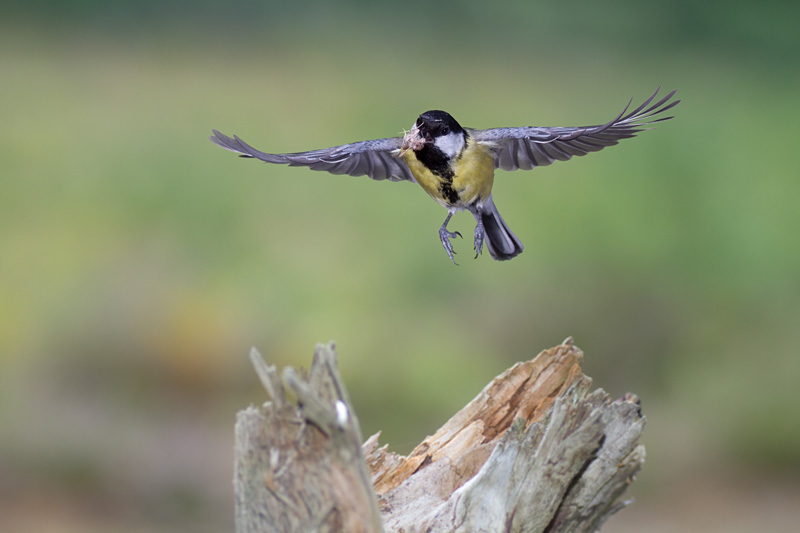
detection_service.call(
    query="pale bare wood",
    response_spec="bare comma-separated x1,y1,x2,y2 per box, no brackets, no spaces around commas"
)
234,338,646,533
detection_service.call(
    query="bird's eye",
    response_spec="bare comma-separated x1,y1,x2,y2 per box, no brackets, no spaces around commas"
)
441,126,450,135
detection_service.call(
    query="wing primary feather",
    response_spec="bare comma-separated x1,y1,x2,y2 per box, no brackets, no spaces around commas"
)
553,140,588,157
538,141,572,161
612,97,635,125
619,86,660,122
640,89,678,117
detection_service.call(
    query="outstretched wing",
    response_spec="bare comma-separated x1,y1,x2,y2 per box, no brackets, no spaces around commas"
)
472,87,679,172
209,130,415,182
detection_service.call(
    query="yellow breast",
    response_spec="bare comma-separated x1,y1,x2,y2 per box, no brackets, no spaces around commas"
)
452,139,495,206
401,138,495,209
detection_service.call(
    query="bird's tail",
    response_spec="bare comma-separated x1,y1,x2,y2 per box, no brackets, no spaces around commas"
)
481,196,524,261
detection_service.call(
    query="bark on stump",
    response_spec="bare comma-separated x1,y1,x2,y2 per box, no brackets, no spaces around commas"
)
234,338,645,532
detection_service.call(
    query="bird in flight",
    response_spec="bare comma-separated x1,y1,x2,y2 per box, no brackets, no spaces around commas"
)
210,87,678,264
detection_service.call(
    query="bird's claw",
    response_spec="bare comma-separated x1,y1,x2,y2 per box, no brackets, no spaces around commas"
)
473,221,485,259
439,227,463,265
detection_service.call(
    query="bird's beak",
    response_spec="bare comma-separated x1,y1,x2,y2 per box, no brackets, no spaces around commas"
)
400,124,427,156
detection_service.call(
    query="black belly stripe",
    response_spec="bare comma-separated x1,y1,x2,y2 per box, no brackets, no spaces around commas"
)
414,143,460,205
440,181,460,205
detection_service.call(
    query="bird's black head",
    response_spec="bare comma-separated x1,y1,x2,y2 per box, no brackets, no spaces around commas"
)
415,110,464,142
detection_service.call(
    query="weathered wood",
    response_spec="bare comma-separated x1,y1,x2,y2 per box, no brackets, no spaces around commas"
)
234,338,646,533
234,344,383,533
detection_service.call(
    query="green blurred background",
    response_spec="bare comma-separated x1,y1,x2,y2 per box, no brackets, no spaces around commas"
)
1,1,798,531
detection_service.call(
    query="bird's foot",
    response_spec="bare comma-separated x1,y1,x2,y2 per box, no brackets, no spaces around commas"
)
473,220,485,259
439,226,463,265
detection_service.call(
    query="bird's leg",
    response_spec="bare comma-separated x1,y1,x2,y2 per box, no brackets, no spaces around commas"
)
472,205,485,259
439,212,462,265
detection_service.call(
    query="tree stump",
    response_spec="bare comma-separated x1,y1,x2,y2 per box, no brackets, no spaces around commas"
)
234,338,646,533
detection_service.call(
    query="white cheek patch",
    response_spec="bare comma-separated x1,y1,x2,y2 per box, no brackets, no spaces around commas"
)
434,131,466,159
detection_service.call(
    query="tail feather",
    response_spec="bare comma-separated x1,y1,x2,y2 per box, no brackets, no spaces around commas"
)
480,196,523,261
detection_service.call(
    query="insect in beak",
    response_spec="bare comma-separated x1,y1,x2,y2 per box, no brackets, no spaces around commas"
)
399,124,427,156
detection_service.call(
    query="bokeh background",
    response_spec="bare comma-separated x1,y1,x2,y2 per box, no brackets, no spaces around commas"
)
2,1,798,531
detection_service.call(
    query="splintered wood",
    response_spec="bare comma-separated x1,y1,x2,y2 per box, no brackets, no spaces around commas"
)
365,338,584,496
234,339,646,533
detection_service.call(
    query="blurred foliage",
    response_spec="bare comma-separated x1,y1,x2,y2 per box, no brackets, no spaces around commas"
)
1,1,799,531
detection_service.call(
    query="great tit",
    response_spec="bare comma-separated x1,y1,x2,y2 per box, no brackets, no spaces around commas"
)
210,87,678,264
